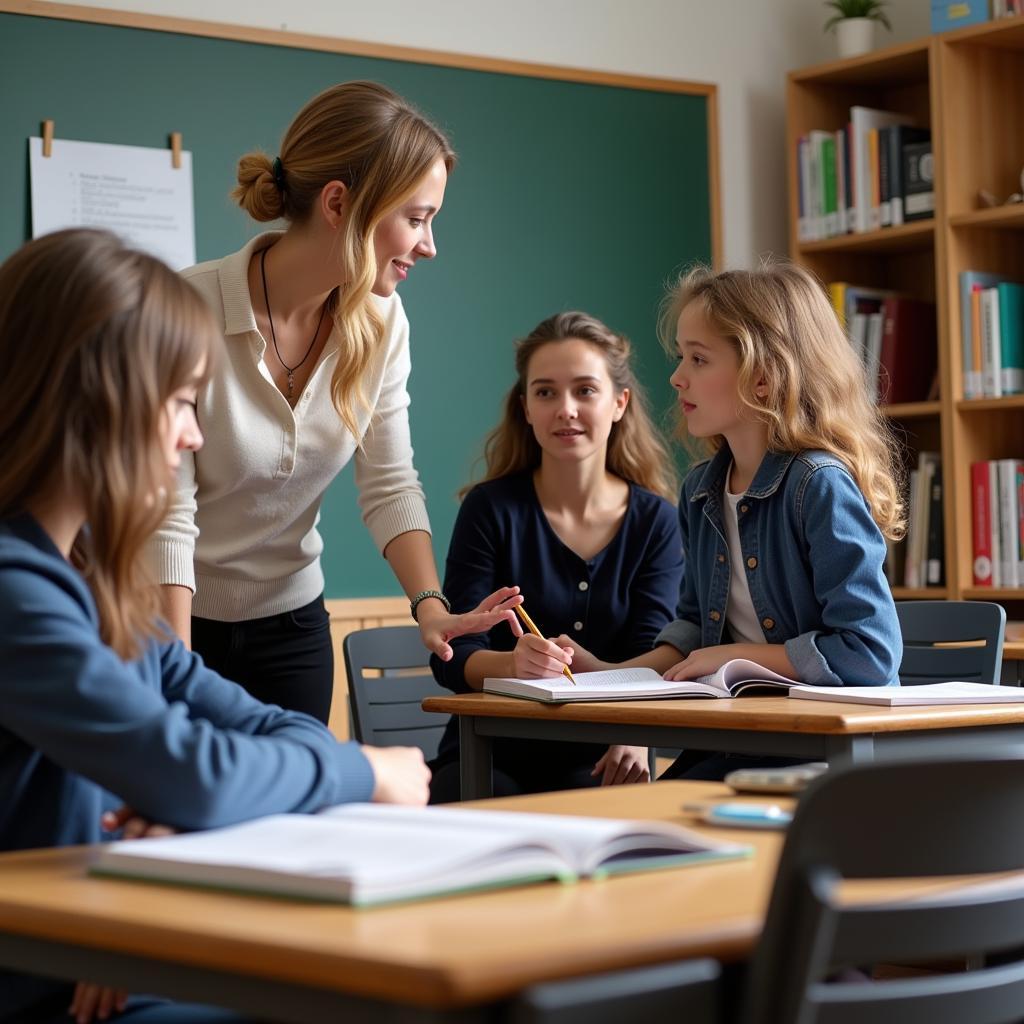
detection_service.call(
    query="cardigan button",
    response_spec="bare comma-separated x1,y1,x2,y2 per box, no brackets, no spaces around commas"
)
747,556,758,569
573,621,583,631
762,617,775,630
710,610,721,622
578,581,589,591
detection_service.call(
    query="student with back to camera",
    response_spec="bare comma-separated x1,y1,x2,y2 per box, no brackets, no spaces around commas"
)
0,229,430,1024
562,262,904,779
152,81,521,725
429,312,684,802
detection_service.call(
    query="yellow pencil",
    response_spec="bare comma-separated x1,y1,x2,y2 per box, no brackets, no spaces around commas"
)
514,604,577,685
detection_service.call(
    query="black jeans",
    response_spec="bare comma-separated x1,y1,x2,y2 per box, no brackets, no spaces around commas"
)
191,594,334,724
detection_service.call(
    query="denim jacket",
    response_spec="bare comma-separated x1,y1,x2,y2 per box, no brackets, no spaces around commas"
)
656,446,901,686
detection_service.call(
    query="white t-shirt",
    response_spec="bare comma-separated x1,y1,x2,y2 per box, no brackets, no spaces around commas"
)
723,480,766,645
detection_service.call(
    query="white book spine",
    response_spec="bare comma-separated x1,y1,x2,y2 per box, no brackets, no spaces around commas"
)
982,288,1003,398
990,461,1003,588
999,459,1021,587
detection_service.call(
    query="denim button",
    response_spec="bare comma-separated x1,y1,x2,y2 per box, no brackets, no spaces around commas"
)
747,556,757,569
762,617,775,630
710,610,721,622
717,554,726,563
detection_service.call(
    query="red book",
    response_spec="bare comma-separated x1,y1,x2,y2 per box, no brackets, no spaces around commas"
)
972,461,993,586
877,297,938,404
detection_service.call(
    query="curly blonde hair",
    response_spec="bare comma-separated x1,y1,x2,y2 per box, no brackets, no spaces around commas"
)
466,311,677,501
660,260,905,540
232,81,455,440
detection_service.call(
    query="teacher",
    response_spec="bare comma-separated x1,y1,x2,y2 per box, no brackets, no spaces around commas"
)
151,81,520,722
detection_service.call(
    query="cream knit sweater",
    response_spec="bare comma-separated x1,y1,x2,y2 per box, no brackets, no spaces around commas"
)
148,231,431,621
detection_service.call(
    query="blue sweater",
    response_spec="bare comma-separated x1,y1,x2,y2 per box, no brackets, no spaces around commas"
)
0,513,375,1017
431,472,683,775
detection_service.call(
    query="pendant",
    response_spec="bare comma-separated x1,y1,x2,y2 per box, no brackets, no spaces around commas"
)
287,371,294,398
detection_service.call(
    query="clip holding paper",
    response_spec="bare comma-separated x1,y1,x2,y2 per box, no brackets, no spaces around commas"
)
169,131,182,170
41,120,54,158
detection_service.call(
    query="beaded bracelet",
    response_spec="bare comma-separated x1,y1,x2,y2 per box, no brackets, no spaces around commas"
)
410,589,451,622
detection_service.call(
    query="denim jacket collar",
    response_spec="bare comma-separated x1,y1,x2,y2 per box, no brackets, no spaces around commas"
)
690,446,799,504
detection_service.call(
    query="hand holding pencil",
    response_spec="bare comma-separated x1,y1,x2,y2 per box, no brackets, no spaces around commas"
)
512,604,577,684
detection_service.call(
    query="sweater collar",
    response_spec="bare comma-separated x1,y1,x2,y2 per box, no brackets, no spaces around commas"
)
218,230,285,338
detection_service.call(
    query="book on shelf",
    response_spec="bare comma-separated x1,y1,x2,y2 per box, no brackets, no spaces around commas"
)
902,139,934,222
960,271,1014,399
931,0,989,33
482,659,799,704
789,682,1024,707
851,106,913,233
926,461,945,586
971,458,1024,587
904,452,941,589
884,125,932,226
92,803,751,907
877,296,937,405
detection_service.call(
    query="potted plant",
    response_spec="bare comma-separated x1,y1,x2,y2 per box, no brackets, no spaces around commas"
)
824,0,892,59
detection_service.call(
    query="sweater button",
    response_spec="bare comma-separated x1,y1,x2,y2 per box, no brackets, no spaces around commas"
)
573,621,583,631
762,617,775,630
578,581,589,591
747,556,757,569
710,610,721,622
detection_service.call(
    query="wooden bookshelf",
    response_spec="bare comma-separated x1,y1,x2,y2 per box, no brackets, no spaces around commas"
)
787,19,1024,622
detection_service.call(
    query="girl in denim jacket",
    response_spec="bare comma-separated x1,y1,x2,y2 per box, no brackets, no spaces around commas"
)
564,262,905,776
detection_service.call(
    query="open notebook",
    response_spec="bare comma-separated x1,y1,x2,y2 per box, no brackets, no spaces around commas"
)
483,658,799,704
788,682,1024,706
91,804,750,907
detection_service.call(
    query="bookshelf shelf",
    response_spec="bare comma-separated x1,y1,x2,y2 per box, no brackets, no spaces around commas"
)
883,401,941,419
789,19,1024,629
798,220,935,255
956,395,1024,413
949,206,1024,230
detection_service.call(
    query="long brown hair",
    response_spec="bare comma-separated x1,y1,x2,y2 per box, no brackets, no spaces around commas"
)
466,311,677,501
0,229,219,659
660,261,905,539
232,80,455,439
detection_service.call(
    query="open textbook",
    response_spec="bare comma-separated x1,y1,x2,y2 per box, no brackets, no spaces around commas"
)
788,681,1024,706
92,803,750,907
483,659,800,704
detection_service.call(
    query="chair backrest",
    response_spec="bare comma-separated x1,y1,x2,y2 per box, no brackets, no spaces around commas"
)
896,600,1005,685
743,755,1024,1024
342,626,447,760
510,958,720,1024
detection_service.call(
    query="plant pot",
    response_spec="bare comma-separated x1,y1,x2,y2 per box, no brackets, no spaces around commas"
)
835,17,876,59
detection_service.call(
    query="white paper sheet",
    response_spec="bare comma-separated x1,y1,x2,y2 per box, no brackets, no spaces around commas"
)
29,136,195,270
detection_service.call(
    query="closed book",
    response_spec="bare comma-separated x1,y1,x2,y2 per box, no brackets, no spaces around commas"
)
790,682,1023,706
483,659,799,703
998,459,1020,587
877,125,892,227
960,271,1011,399
931,0,989,33
93,804,749,906
926,461,944,586
887,126,930,226
997,282,1024,394
972,461,994,586
902,140,934,221
990,461,1003,588
850,107,912,233
981,287,1003,397
877,296,937,404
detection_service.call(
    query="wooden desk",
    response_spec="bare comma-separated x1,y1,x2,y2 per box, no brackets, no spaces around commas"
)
0,783,780,1023
421,693,1024,799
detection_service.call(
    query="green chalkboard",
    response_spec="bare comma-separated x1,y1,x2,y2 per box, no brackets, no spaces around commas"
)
0,7,716,598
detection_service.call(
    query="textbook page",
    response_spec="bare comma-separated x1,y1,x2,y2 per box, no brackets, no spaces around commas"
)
788,681,1024,705
30,136,195,270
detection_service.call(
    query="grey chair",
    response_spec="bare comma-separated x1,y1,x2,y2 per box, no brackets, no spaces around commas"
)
743,755,1024,1024
509,958,721,1024
342,625,448,760
896,600,1005,685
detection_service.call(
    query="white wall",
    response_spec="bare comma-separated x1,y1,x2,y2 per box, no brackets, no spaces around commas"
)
59,0,930,266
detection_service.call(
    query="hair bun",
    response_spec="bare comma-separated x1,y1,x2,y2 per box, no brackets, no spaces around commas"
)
231,152,284,222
